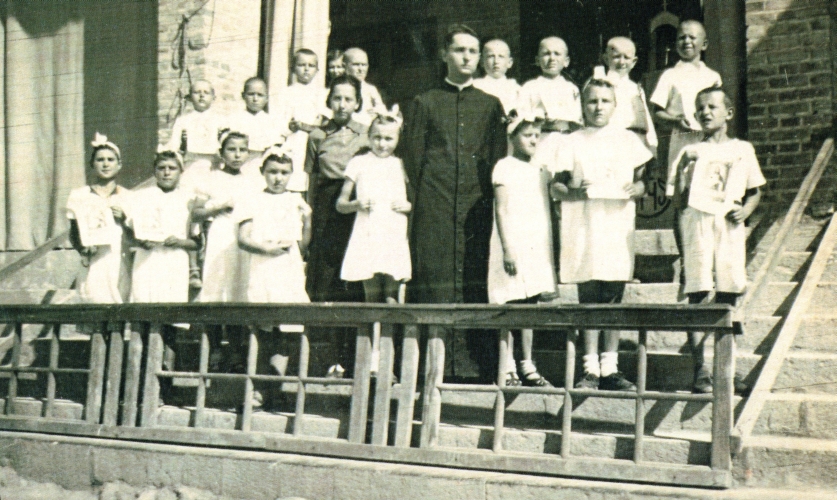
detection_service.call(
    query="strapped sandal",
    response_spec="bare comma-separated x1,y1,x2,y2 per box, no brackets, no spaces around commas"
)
504,370,522,387
519,361,553,388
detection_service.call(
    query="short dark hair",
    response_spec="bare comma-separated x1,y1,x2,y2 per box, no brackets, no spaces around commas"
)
326,49,344,63
153,150,183,171
443,24,479,51
217,128,249,150
326,74,363,110
581,78,615,101
293,48,317,65
695,86,733,109
90,144,120,166
260,153,293,173
242,76,266,92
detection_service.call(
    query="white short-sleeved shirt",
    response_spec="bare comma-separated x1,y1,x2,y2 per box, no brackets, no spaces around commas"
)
517,75,582,125
474,77,521,115
227,110,283,152
273,83,330,134
553,127,653,283
165,110,224,155
667,139,766,214
353,81,387,126
650,60,722,131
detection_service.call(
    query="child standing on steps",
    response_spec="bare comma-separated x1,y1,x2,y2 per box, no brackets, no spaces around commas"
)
488,112,555,387
237,150,312,409
668,87,764,393
550,79,653,391
66,133,131,305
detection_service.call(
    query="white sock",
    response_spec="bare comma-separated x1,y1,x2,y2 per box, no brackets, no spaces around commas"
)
582,354,600,377
600,352,618,378
519,359,536,375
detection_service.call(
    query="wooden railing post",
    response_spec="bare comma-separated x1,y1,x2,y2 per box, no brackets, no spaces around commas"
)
193,327,210,429
121,324,145,427
420,325,445,448
711,331,735,470
102,325,125,426
394,324,420,447
348,324,373,443
43,324,60,418
292,330,310,436
85,323,107,423
5,323,22,415
140,323,164,427
634,329,648,463
370,323,395,445
492,330,509,452
561,329,577,459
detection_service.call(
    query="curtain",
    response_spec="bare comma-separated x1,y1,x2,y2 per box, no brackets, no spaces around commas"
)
264,0,331,103
1,2,85,250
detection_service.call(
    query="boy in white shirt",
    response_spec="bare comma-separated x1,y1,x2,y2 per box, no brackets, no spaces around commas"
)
593,37,657,152
343,48,386,125
274,49,330,194
518,37,582,134
650,20,722,170
165,80,224,166
228,77,284,155
667,87,764,393
473,38,520,115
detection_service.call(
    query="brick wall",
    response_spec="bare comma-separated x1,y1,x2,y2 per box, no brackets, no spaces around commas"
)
746,0,835,207
157,0,262,146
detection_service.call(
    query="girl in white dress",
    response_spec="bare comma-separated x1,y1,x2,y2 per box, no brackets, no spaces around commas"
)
192,130,262,303
237,150,312,409
66,133,131,304
488,114,556,387
336,109,411,303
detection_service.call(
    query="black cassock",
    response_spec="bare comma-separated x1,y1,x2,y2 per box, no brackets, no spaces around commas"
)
399,81,507,305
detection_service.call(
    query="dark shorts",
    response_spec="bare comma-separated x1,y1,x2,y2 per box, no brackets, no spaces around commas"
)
577,280,626,305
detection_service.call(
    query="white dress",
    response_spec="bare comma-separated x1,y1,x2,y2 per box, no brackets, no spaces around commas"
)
65,185,131,303
195,168,263,302
234,190,310,303
125,186,196,303
340,153,411,282
488,157,555,304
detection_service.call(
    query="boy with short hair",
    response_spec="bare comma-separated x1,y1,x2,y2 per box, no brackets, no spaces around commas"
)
165,79,224,165
593,37,657,152
343,47,386,125
518,37,582,134
228,77,283,155
473,38,520,115
274,49,330,194
650,20,722,168
667,87,764,393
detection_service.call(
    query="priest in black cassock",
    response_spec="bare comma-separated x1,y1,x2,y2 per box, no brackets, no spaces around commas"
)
398,25,507,380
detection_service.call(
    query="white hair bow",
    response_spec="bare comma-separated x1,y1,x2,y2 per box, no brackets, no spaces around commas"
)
91,132,121,159
373,104,403,128
506,109,545,136
156,143,184,167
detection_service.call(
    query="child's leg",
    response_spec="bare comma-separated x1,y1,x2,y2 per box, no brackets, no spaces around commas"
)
576,282,603,387
381,274,401,304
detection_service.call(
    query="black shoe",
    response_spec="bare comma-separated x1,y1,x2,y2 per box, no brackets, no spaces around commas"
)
734,374,750,396
599,372,637,391
693,367,713,394
575,372,600,390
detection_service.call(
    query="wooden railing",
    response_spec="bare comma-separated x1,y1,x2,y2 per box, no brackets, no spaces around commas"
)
0,303,739,488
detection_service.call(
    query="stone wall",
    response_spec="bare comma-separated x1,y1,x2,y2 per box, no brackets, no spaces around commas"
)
745,0,836,208
157,0,262,146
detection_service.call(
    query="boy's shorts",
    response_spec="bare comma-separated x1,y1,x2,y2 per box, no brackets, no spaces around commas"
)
680,207,747,295
577,280,626,304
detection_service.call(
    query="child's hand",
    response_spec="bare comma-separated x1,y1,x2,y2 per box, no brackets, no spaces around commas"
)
81,246,99,258
726,204,751,224
677,116,692,130
392,200,411,214
288,119,300,133
624,180,646,198
139,240,159,250
110,206,125,220
503,252,517,276
357,199,373,212
264,242,292,256
683,149,699,163
552,180,589,201
163,236,182,248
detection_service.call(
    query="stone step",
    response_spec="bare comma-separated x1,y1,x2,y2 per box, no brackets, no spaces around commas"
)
157,406,343,439
765,251,813,282
0,397,84,420
432,423,711,465
736,436,837,488
793,314,837,352
770,351,837,394
753,393,837,439
745,282,798,316
436,390,743,435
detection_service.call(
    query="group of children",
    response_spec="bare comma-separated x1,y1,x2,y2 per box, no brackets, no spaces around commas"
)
68,19,764,396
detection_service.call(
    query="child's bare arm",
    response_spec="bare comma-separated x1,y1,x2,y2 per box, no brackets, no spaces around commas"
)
299,204,313,255
550,172,588,202
624,164,646,198
494,185,517,276
335,178,368,213
238,220,287,256
728,187,762,224
651,103,690,130
163,235,198,250
192,197,232,221
68,220,90,254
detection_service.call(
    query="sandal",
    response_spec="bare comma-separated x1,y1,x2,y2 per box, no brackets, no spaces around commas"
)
503,371,522,387
519,361,553,387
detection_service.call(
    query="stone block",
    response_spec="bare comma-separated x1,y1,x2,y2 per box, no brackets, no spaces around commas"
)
276,462,335,500
219,458,280,499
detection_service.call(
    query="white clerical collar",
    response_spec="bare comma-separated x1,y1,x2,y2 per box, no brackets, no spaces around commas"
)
445,78,474,91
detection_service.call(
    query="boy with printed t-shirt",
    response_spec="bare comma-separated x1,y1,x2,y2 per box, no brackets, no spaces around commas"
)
668,87,765,393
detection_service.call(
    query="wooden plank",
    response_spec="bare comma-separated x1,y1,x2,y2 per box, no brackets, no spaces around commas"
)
493,331,507,453
394,324,419,447
292,330,310,437
0,417,732,488
5,323,21,415
84,326,107,424
0,303,737,332
370,323,395,446
712,332,734,470
241,329,259,432
43,324,60,418
122,325,145,427
0,232,68,284
193,329,210,429
140,324,163,427
420,325,445,448
634,329,647,464
735,212,837,446
739,138,834,313
102,327,125,426
561,330,576,459
348,324,372,444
